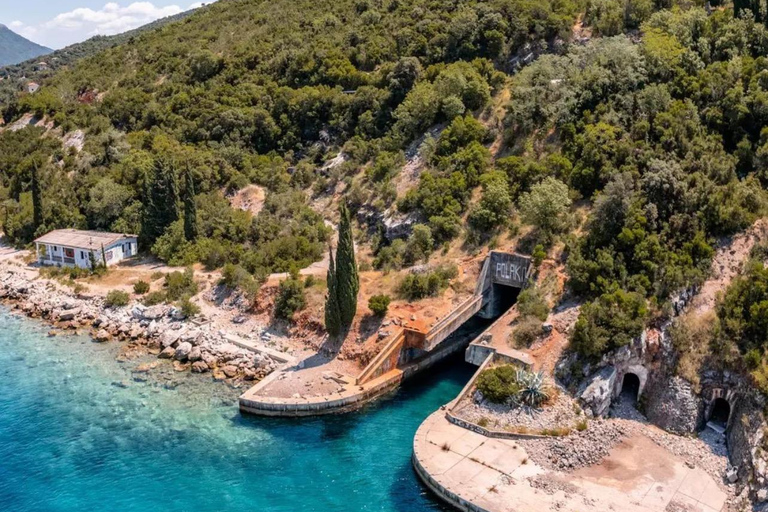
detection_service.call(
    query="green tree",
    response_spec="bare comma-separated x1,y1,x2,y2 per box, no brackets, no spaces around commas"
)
324,246,342,336
30,161,42,232
140,158,179,247
183,169,198,242
518,177,572,239
335,203,359,328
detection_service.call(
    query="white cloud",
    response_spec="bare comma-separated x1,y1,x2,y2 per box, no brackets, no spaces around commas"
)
9,21,24,29
14,1,217,50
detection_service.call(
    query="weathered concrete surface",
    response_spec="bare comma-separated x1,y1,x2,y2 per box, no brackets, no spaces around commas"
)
413,410,727,512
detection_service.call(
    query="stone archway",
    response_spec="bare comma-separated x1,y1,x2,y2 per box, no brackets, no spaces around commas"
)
621,373,641,403
708,397,731,429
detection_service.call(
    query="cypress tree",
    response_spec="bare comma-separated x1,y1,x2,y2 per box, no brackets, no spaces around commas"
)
324,245,341,336
335,203,359,327
140,158,179,247
31,162,43,231
183,169,198,241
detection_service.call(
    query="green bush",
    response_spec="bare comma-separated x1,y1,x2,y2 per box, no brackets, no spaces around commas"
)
164,268,198,301
397,265,457,300
143,291,166,306
274,273,306,320
512,316,543,348
220,263,260,297
571,290,648,358
475,365,521,404
368,294,391,316
178,296,201,318
105,289,130,308
517,287,549,321
133,280,150,295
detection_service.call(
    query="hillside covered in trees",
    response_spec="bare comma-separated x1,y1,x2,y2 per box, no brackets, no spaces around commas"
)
1,0,767,377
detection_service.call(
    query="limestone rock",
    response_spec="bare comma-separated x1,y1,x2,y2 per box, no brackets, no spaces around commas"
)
95,329,111,342
222,365,238,378
191,361,209,373
578,366,617,417
188,347,202,362
158,346,176,359
174,342,192,361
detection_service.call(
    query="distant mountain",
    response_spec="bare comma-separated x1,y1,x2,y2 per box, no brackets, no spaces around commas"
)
0,24,52,67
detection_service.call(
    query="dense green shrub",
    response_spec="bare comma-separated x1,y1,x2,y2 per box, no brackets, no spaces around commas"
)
178,296,201,318
476,365,520,403
716,261,768,355
517,287,549,321
368,294,391,316
220,263,261,297
133,280,150,295
164,268,198,301
143,291,166,306
275,273,306,320
571,290,648,358
105,289,130,308
397,265,457,300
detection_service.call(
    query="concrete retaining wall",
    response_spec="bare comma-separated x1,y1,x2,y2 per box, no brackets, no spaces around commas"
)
412,452,491,512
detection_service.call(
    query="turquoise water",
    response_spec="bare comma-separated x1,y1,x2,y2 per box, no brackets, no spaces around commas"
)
0,308,474,512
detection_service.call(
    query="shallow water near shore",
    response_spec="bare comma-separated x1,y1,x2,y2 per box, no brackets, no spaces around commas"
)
0,307,474,512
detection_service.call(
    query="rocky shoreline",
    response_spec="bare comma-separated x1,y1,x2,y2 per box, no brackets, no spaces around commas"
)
0,265,280,384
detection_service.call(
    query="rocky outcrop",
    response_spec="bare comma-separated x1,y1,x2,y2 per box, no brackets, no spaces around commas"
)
578,366,616,417
728,393,768,504
645,376,701,434
0,265,283,383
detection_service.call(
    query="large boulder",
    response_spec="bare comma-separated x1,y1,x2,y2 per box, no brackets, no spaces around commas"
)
142,305,166,320
158,346,176,359
191,361,209,373
56,308,80,321
160,331,180,349
578,365,617,417
174,342,192,361
188,347,202,362
94,329,111,343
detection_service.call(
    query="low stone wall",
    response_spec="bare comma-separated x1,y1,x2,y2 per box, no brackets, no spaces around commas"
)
445,410,548,440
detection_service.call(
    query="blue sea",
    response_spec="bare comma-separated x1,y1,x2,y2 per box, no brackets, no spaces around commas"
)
0,308,473,512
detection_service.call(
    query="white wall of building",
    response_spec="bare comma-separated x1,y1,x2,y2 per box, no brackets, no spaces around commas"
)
36,238,138,269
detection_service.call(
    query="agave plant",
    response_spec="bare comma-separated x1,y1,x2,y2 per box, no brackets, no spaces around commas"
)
515,369,549,408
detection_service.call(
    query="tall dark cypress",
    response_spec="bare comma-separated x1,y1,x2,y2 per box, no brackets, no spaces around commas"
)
183,169,198,242
324,245,341,337
30,162,43,231
335,203,359,327
140,158,179,247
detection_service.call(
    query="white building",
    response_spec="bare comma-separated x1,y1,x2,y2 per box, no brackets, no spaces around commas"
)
26,82,40,94
34,229,138,269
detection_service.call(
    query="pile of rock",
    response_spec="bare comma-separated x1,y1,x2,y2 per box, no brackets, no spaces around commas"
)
519,418,632,471
0,267,280,383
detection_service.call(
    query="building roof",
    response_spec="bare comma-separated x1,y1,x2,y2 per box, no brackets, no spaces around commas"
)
34,229,137,251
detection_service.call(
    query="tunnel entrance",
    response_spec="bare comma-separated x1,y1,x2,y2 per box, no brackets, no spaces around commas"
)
490,283,521,318
621,373,640,403
709,398,730,429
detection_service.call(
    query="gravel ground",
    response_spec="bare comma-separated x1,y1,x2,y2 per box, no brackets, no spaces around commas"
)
454,388,584,434
518,393,733,497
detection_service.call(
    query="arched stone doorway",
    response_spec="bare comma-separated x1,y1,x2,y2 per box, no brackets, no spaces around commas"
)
708,397,731,429
621,373,641,403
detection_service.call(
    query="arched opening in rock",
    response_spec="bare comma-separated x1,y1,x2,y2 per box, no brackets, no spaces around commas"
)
709,397,730,428
621,373,640,403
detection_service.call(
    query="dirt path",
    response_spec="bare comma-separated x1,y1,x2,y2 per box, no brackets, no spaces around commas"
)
689,218,768,316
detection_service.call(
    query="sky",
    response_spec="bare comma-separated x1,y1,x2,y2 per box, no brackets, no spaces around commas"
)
1,1,215,49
